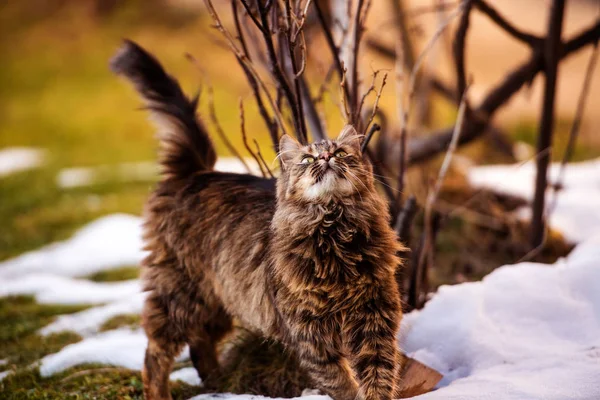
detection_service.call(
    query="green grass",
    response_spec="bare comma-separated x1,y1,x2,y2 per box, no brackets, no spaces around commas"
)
87,266,140,283
0,1,278,262
0,296,87,372
99,314,141,332
0,2,596,398
0,364,202,400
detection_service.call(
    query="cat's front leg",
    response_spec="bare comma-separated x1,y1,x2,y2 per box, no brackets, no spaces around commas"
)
344,286,402,400
286,314,359,400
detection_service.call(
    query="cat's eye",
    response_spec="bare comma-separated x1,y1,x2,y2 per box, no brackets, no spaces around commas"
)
335,150,348,158
301,156,316,164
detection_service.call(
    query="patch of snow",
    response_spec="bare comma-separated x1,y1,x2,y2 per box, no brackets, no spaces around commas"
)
0,274,141,305
39,328,189,378
300,389,322,397
0,214,145,279
40,329,147,377
189,395,327,400
170,367,203,386
56,162,159,188
468,157,600,243
0,147,44,177
40,293,146,336
400,233,600,400
56,158,264,188
215,157,265,175
0,370,13,382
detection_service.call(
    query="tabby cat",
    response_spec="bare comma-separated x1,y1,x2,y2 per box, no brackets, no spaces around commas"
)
111,40,405,400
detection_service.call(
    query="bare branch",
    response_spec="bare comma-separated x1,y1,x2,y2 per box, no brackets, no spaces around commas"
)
350,0,367,122
548,38,599,231
207,86,251,173
299,76,327,141
413,84,470,308
358,70,380,121
232,0,279,152
284,0,308,143
255,0,305,142
393,32,409,208
531,0,566,248
364,73,388,135
253,138,275,178
408,2,467,101
394,195,418,243
239,98,266,177
238,0,264,32
204,0,289,142
406,19,600,165
474,0,541,47
453,0,473,100
313,0,350,101
361,123,381,153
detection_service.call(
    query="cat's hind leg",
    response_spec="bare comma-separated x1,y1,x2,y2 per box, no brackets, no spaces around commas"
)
187,303,233,388
142,292,186,400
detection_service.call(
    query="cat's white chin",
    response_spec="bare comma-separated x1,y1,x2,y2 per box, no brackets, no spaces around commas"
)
304,171,353,200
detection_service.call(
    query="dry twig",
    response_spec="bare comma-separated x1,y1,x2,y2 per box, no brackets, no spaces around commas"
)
239,98,266,177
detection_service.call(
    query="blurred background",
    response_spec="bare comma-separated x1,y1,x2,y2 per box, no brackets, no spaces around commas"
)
0,0,599,398
1,0,599,263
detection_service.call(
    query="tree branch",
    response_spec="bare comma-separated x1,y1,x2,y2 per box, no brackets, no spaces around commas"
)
453,0,473,100
473,0,541,47
405,19,600,165
531,0,566,247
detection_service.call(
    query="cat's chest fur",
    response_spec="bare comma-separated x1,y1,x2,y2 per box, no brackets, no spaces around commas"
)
272,201,385,298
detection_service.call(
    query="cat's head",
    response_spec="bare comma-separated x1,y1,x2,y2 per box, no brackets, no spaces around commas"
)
277,125,374,203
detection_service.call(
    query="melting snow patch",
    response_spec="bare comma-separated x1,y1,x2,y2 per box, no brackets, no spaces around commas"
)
0,147,44,177
0,370,13,382
0,274,141,305
40,329,148,377
56,162,159,188
170,367,203,386
189,395,327,400
400,233,600,400
468,158,600,243
40,293,146,336
0,214,145,279
39,328,189,378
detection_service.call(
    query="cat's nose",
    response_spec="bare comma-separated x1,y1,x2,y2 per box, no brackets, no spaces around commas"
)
319,152,331,161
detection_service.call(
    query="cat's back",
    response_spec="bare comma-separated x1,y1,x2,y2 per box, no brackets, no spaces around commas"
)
143,171,276,275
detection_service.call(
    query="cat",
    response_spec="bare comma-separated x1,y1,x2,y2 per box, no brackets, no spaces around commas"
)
111,40,405,400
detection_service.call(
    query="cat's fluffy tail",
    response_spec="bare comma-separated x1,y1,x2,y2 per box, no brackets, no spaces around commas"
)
110,39,216,179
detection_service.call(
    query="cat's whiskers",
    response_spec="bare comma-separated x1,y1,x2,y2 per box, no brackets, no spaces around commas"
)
352,166,404,194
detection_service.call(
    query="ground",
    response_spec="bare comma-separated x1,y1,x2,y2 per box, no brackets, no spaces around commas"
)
1,1,599,399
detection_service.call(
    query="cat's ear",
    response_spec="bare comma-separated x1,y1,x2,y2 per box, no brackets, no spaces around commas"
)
336,124,362,152
279,134,301,168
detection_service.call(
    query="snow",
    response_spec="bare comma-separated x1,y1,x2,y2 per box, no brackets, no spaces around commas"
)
400,234,600,399
0,147,44,177
0,370,12,382
40,293,146,336
40,329,148,376
170,367,203,386
0,214,146,279
56,162,159,188
39,328,190,379
1,153,599,398
467,157,600,243
189,395,326,400
0,273,141,305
